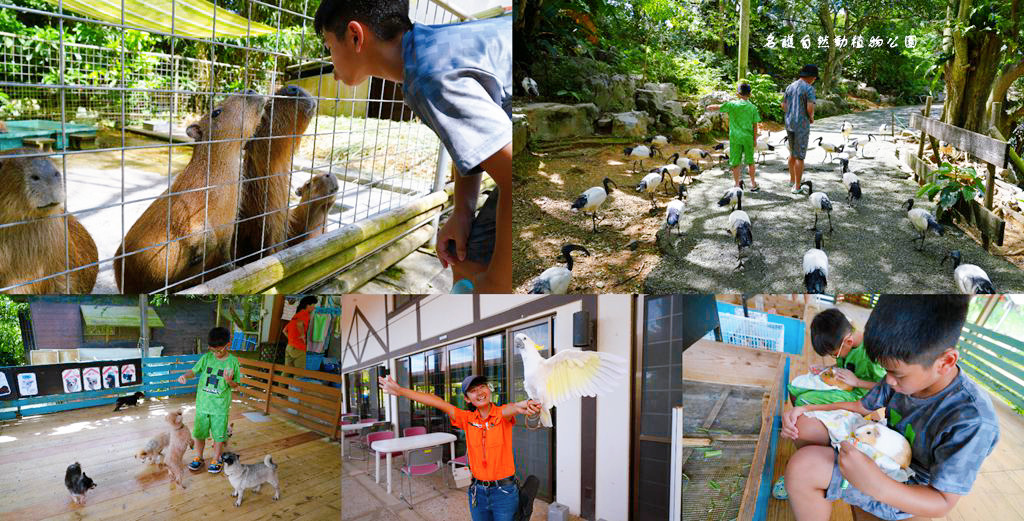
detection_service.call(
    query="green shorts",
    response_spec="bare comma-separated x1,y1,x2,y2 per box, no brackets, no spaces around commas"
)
729,136,755,167
193,412,230,442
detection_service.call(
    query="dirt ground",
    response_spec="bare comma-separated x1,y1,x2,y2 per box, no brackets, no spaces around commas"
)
514,105,1024,293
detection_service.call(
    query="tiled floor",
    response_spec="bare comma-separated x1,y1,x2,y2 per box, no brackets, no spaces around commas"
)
341,450,582,521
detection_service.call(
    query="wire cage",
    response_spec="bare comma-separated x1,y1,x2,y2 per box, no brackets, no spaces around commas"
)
0,0,503,294
716,312,785,352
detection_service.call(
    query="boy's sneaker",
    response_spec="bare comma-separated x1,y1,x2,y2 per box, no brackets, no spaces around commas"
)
188,458,204,472
208,461,223,474
750,185,761,192
771,476,788,500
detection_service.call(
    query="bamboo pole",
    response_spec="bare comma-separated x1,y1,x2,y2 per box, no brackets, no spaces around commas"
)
322,224,436,293
268,212,439,293
737,0,749,81
181,190,449,294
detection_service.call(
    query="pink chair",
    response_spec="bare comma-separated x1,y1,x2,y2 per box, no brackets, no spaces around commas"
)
403,426,427,437
399,446,444,508
366,431,403,474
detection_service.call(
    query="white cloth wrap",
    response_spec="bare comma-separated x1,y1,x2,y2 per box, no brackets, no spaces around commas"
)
790,372,843,391
804,410,915,483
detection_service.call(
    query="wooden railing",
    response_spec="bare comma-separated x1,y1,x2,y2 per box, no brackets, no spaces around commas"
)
235,358,343,440
959,322,1024,411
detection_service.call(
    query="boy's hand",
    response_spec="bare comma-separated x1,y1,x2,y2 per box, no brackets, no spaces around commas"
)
809,365,826,375
437,209,472,268
838,440,885,496
223,368,233,382
781,405,807,439
177,374,187,385
521,399,542,416
378,376,404,396
833,368,859,386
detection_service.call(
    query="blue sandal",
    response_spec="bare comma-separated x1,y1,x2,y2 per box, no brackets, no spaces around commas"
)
188,457,204,472
208,461,223,474
771,476,788,500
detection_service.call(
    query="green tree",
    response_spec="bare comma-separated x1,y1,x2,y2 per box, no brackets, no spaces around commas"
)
0,296,27,367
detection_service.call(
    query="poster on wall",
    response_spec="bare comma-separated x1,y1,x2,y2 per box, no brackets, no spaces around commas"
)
62,369,82,393
17,373,38,396
102,366,119,389
120,364,136,384
0,371,12,398
83,367,101,391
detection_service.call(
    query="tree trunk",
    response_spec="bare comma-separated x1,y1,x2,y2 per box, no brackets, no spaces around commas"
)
738,0,749,81
816,1,836,95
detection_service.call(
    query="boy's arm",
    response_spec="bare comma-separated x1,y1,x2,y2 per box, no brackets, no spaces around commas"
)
176,369,195,385
806,101,815,123
378,375,457,418
472,143,512,293
838,441,961,517
706,104,721,112
501,399,542,418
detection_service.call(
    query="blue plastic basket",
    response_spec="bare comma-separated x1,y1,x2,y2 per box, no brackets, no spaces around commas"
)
305,352,324,371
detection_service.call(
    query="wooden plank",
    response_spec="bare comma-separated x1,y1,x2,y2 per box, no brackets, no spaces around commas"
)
266,401,335,438
960,360,1024,410
269,373,342,398
265,381,337,410
959,344,1024,395
737,360,783,521
684,339,785,388
962,323,1024,367
910,113,1009,168
267,394,336,423
239,357,276,370
236,384,267,401
273,364,343,383
680,389,730,466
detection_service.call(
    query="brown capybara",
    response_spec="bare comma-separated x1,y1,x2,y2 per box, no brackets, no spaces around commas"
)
0,149,98,293
114,90,267,293
286,173,339,248
234,85,316,264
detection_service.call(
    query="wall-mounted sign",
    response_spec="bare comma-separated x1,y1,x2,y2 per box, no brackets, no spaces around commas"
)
83,367,101,391
62,369,82,393
102,366,119,388
17,373,38,396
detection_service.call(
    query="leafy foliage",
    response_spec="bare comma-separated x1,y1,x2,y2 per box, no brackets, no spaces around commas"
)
917,162,986,215
0,296,27,367
736,73,782,122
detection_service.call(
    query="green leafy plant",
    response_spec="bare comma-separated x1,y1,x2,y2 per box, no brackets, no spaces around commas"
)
917,162,986,216
736,73,783,122
0,296,27,367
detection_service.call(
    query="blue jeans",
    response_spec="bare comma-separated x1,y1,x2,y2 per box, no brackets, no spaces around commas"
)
468,482,519,521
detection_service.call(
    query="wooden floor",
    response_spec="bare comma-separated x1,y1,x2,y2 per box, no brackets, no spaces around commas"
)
767,301,1024,521
0,395,340,521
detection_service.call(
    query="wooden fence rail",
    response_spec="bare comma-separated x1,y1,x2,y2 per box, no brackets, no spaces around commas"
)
235,358,343,440
959,322,1024,411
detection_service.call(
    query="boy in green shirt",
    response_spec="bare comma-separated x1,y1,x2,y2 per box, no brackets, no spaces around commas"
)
707,83,762,191
789,308,887,405
176,326,241,474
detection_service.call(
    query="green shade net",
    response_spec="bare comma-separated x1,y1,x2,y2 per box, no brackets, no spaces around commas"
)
42,0,276,38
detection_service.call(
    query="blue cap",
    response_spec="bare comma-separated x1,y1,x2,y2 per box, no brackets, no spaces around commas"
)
461,375,487,396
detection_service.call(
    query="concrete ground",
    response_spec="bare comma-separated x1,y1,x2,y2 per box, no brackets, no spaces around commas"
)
645,105,1024,293
341,448,579,521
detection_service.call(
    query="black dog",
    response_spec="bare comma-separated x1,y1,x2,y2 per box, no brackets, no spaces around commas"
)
64,462,97,505
113,391,145,411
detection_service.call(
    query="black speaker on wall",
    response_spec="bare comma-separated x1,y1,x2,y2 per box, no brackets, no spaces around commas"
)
573,310,591,347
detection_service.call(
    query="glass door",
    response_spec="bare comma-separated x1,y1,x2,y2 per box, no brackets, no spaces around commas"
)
395,357,412,434
447,341,475,459
508,319,555,502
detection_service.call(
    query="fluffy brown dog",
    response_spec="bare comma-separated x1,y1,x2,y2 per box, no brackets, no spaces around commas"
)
114,90,267,293
285,173,339,248
234,84,316,263
0,149,98,293
164,409,195,488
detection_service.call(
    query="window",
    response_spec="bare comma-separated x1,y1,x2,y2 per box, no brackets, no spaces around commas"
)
344,366,385,421
481,333,506,406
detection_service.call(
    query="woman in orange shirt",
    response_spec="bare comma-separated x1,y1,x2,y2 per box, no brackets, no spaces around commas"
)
378,374,541,521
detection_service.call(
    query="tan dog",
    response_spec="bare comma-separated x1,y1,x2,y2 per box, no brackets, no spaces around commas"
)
235,85,316,263
164,409,195,488
285,173,339,248
114,90,267,293
820,367,854,391
137,431,170,465
0,149,98,293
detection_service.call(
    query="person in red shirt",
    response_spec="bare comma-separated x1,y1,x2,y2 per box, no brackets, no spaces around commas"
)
283,296,317,368
378,373,541,521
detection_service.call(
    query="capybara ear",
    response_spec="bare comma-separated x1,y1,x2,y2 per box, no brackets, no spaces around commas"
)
186,124,202,140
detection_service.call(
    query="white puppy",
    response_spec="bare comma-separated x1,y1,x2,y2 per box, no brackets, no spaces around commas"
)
221,451,281,507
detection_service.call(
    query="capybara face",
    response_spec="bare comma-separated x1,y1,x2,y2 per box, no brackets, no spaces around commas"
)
0,149,64,222
296,173,339,201
261,85,316,139
186,89,267,143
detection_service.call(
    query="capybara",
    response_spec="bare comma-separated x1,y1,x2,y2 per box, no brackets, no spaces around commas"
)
114,90,267,293
286,173,339,248
234,85,316,263
0,149,98,293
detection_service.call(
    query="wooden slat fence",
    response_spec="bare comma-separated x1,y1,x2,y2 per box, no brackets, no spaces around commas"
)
235,358,343,440
959,322,1024,411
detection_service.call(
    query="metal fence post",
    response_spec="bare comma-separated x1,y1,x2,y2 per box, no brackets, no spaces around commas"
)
138,294,149,360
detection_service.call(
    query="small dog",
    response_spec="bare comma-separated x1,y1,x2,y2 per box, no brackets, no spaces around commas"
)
64,462,97,505
164,409,195,488
113,391,145,411
136,431,171,465
221,451,280,507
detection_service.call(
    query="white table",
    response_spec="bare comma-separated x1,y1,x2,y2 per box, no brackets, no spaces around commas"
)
341,422,376,457
371,432,457,495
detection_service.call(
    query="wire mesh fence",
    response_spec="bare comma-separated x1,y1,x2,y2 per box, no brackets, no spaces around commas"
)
0,0,492,294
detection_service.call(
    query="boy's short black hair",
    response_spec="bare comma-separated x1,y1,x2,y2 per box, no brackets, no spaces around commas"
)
208,327,231,347
864,295,970,366
314,0,414,41
738,83,752,96
299,296,318,311
810,308,852,356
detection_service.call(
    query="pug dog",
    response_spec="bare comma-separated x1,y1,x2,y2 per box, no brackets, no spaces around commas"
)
220,451,280,507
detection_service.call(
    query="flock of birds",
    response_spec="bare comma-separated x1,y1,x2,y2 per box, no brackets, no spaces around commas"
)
527,119,997,295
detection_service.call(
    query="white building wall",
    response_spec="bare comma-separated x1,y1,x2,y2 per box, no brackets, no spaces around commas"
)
340,295,388,372
419,295,474,341
480,294,540,318
388,306,418,352
595,294,633,521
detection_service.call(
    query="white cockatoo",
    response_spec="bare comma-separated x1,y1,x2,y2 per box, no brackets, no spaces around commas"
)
514,333,627,428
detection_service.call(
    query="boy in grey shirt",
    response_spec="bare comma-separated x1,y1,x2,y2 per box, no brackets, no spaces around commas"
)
780,295,999,520
315,1,512,292
782,65,818,193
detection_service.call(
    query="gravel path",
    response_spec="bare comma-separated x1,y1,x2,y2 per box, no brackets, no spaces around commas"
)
644,105,1024,293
